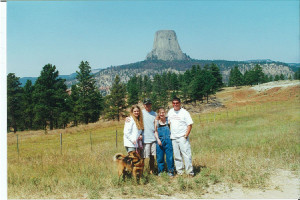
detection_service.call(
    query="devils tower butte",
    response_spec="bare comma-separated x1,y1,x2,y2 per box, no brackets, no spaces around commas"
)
146,30,190,61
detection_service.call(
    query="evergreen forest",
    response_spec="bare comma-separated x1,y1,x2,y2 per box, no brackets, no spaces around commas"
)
7,62,298,132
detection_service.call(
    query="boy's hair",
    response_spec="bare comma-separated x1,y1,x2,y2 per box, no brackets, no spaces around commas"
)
172,97,181,103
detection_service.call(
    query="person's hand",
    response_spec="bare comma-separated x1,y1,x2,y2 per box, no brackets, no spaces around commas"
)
125,117,131,123
133,140,136,145
157,139,162,146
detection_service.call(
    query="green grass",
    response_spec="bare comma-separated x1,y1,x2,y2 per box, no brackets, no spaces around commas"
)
7,100,300,199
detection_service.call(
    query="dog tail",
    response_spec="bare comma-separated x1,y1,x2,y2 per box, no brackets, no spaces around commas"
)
113,153,124,162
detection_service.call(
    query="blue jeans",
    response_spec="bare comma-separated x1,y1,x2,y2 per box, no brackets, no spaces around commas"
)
156,125,174,174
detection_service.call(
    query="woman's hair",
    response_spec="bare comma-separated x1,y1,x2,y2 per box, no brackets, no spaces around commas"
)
130,105,144,130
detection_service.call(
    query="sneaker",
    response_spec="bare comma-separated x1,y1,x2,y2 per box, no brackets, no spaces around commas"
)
167,172,174,177
158,173,162,177
177,172,184,176
188,172,195,177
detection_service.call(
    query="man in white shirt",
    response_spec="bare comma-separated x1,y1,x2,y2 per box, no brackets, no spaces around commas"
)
168,97,194,176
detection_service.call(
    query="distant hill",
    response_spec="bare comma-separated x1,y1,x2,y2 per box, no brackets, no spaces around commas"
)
19,73,77,87
287,63,300,73
78,59,295,95
20,59,297,93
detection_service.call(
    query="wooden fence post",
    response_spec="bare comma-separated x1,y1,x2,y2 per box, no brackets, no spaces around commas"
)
90,132,93,152
60,133,62,155
17,134,19,159
116,129,118,148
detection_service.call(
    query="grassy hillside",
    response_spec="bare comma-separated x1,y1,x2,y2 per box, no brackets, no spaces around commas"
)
7,84,300,199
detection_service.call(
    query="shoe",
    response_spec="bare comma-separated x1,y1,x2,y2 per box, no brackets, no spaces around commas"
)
177,172,183,176
158,173,162,177
188,172,195,177
167,172,174,177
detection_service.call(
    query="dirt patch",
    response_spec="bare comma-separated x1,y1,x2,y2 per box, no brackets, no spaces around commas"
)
201,169,299,199
182,81,300,113
215,82,300,109
252,80,300,92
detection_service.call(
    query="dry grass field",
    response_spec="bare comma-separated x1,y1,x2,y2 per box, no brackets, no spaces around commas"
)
7,81,300,199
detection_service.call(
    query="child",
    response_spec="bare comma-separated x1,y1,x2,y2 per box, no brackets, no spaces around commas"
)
154,108,174,177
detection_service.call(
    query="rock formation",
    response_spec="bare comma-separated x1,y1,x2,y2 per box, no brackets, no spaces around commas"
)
146,30,190,61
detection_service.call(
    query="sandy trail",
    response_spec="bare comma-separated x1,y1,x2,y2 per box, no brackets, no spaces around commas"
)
201,169,299,199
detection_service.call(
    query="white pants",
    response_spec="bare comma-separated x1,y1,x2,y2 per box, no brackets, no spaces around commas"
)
172,137,194,175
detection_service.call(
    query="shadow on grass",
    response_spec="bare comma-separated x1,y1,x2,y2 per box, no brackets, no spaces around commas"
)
193,164,207,176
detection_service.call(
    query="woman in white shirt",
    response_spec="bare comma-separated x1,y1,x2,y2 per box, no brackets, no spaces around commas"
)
123,105,144,153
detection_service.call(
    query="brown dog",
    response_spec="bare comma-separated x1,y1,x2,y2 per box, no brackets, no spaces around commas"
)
113,151,144,180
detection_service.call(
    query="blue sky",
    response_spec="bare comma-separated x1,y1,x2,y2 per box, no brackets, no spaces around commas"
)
7,0,299,77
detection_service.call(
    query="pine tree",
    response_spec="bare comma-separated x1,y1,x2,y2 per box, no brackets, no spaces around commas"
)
203,69,216,103
76,61,103,124
104,75,127,121
274,74,280,81
253,64,265,84
180,69,193,101
229,66,244,86
262,74,269,83
189,70,205,102
7,73,23,133
150,91,160,112
68,85,80,126
53,78,69,128
210,63,223,89
179,80,189,103
32,64,68,130
279,73,285,80
190,65,197,80
137,75,143,100
268,75,274,82
152,74,168,108
170,72,179,92
127,75,139,106
165,72,172,90
143,75,152,98
294,68,300,80
22,80,34,130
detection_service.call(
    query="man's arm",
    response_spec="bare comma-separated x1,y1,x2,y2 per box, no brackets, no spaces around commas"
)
184,124,192,139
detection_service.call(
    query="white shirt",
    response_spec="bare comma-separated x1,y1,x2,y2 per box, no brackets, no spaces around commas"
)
123,116,142,147
168,108,193,139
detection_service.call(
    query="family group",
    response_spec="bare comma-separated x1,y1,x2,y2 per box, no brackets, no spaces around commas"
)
123,97,194,177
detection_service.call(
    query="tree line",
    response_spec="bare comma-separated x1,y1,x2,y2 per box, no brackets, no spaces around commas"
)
7,62,298,132
228,64,298,87
8,61,103,133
